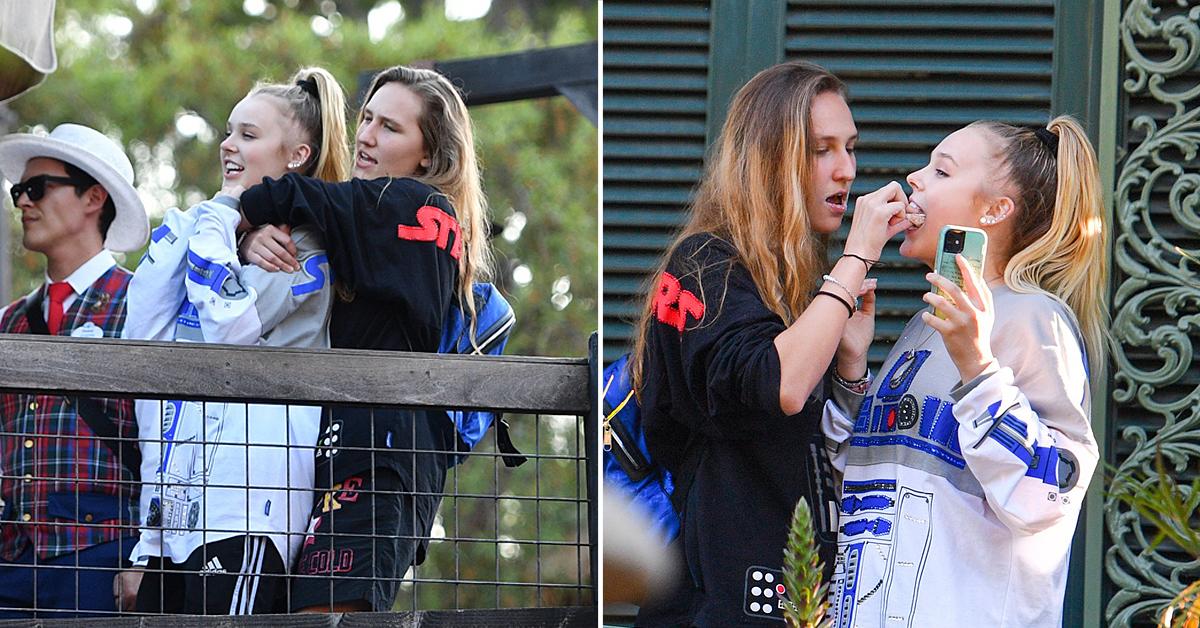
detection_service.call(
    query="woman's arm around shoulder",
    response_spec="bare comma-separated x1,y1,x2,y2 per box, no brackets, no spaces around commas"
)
240,174,456,300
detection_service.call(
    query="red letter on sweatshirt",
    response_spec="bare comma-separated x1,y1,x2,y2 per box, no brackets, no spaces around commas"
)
397,205,463,259
653,272,705,332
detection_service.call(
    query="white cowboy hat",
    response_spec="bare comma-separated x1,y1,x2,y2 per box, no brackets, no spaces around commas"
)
0,123,149,252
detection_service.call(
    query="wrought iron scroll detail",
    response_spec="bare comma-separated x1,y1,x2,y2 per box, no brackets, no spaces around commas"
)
1106,1,1200,626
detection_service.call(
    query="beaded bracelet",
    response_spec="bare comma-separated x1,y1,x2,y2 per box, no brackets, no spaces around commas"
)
822,273,857,303
816,290,854,318
833,367,872,394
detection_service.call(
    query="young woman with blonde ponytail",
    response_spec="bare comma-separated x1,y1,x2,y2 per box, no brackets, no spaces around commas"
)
823,116,1108,627
630,61,905,627
234,65,493,612
122,66,351,614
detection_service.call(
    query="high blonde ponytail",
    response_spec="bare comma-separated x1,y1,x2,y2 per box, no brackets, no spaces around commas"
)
297,67,351,183
252,66,351,183
971,116,1110,367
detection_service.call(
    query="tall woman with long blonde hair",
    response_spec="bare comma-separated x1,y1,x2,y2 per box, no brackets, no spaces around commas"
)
631,61,904,626
823,116,1108,627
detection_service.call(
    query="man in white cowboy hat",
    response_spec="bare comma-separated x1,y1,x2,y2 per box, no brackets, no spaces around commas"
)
0,122,148,617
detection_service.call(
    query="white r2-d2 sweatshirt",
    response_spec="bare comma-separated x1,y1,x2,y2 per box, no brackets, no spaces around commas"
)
822,285,1097,628
125,195,330,569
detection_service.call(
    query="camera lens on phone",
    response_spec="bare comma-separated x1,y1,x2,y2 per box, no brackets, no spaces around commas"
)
945,230,965,254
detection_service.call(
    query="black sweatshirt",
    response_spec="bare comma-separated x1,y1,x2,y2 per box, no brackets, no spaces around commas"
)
639,233,837,626
241,174,460,480
242,174,459,353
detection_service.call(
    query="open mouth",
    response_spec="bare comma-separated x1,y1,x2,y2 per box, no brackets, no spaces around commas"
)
826,191,847,211
223,160,244,177
356,150,377,167
906,200,926,227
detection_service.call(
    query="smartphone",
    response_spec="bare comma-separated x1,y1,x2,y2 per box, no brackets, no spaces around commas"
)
933,225,987,318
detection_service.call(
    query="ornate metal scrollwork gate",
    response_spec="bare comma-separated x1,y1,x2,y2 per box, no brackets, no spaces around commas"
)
1105,1,1200,626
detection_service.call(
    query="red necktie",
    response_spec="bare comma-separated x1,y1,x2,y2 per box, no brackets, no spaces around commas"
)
46,282,73,335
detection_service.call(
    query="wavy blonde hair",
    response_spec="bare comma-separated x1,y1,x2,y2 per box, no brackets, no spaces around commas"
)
359,66,493,333
251,66,351,183
631,61,847,391
970,116,1110,367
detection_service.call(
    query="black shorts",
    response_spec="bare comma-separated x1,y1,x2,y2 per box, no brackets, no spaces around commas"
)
289,466,446,611
290,405,453,612
135,535,285,615
289,406,454,612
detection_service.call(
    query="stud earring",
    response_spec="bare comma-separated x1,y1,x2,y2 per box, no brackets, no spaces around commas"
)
288,161,302,169
980,215,995,226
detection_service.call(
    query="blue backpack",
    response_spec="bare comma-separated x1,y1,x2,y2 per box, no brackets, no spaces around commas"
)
440,283,525,467
603,353,683,542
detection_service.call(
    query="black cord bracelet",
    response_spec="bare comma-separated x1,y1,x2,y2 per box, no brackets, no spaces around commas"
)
816,290,855,318
841,253,879,270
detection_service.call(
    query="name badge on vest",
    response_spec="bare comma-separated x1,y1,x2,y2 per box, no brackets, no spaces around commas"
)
71,322,104,338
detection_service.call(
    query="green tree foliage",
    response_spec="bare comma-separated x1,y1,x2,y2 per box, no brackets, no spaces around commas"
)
2,0,596,612
420,414,592,609
4,0,597,358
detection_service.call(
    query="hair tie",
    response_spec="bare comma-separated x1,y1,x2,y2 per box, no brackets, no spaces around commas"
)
295,76,319,99
1034,127,1059,154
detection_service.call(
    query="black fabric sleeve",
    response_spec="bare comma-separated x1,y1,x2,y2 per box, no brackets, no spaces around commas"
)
241,174,459,321
655,235,789,430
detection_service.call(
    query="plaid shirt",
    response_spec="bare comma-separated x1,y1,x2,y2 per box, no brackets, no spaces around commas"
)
0,265,139,561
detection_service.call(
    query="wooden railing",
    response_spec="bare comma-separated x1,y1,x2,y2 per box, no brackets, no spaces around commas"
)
0,334,597,627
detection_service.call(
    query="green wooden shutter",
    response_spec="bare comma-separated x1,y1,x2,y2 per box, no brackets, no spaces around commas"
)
784,0,1057,367
602,1,712,363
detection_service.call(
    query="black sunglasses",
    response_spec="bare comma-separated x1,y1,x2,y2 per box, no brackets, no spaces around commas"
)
9,174,91,204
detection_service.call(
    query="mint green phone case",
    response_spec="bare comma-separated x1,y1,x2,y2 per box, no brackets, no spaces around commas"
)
933,225,987,318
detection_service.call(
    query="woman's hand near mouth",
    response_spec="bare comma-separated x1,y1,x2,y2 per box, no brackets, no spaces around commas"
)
844,181,911,261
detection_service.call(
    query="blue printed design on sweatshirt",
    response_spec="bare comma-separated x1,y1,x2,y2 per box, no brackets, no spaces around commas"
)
841,517,892,537
150,223,172,243
876,350,931,402
836,543,863,628
850,434,966,469
841,494,895,515
292,253,332,296
849,348,970,470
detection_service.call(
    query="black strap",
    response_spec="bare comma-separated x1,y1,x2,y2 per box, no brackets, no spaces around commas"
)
22,288,49,335
495,418,527,468
21,292,141,478
73,396,141,477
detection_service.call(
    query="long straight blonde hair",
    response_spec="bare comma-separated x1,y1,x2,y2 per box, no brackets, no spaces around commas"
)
970,116,1110,367
359,66,492,332
630,61,847,391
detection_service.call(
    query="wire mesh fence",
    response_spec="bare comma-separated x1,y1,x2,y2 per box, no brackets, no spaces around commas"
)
0,335,595,625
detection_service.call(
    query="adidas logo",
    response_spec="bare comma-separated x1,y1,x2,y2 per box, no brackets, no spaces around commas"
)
200,557,226,574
